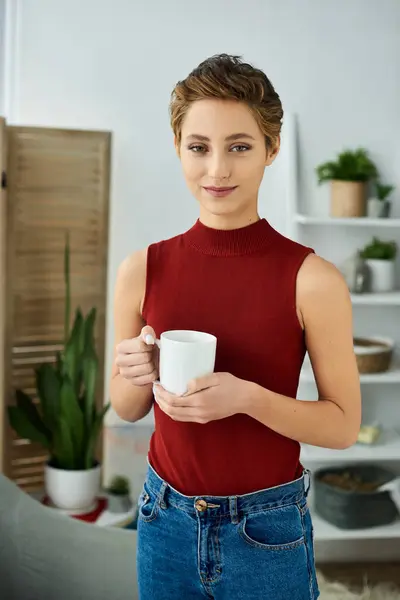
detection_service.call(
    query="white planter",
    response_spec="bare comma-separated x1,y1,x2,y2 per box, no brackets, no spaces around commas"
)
367,198,383,218
365,259,396,292
367,198,391,218
45,462,102,511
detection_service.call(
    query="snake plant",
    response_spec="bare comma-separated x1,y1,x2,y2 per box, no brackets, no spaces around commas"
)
8,234,110,470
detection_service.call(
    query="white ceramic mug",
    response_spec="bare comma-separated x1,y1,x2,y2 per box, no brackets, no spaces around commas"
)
154,330,217,396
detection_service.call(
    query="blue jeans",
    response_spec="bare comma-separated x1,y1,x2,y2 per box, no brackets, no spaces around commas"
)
137,463,319,599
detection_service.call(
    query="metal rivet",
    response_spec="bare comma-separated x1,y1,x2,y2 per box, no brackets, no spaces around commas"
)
195,499,208,512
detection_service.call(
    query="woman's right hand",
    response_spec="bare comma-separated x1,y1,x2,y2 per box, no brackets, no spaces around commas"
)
115,325,159,386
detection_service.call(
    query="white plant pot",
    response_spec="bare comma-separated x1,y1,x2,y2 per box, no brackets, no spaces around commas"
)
367,198,391,218
45,462,102,511
365,259,396,293
367,198,384,218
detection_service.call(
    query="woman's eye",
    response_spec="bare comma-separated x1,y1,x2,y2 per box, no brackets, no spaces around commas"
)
189,145,207,153
231,144,251,152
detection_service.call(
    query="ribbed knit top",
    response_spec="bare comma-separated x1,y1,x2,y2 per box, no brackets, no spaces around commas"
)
142,218,314,496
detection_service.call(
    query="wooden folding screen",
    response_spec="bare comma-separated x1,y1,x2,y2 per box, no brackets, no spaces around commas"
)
0,121,111,491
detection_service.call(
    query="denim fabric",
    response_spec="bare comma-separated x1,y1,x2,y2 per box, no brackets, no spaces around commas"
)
137,463,319,599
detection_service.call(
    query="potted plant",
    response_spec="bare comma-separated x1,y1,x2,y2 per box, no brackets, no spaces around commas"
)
360,237,397,292
105,475,132,513
316,147,378,217
7,235,110,511
367,182,395,218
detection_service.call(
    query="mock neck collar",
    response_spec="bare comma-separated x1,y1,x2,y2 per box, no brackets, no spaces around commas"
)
183,218,275,257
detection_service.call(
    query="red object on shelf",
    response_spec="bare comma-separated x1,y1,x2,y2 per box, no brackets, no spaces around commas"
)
41,496,108,523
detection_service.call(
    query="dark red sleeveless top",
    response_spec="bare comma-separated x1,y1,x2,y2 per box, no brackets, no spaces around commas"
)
142,218,314,496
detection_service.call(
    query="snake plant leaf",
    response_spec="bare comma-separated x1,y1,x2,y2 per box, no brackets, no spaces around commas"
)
82,349,98,429
52,416,76,470
63,308,84,393
7,390,51,448
64,232,71,344
85,402,110,469
84,307,97,350
35,363,61,430
60,378,85,468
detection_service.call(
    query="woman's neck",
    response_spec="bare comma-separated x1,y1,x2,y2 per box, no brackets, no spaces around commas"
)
198,207,260,231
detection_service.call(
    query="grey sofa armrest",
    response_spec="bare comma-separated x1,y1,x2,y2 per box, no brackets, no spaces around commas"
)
0,474,138,600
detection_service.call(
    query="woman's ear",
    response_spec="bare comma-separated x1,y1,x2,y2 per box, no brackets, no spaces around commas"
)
265,135,280,166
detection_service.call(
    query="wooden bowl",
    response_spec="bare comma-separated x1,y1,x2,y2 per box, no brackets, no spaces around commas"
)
353,336,394,374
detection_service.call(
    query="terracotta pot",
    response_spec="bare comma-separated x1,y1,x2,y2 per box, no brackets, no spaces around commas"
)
330,180,366,217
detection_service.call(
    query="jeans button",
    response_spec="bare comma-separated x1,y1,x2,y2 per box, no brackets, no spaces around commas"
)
195,499,208,512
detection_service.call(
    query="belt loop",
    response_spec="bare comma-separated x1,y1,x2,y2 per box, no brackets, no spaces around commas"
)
158,481,168,509
229,496,238,524
303,468,311,497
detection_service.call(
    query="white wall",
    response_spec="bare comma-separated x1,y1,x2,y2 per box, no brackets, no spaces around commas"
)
3,0,400,563
5,0,400,413
7,0,400,405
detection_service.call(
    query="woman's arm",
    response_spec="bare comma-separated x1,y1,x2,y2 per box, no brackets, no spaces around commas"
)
246,254,362,449
109,248,155,422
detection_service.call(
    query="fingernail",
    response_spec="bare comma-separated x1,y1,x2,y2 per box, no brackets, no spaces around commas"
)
145,334,155,345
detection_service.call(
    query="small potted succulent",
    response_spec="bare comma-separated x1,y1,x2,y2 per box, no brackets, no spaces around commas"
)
105,475,132,513
360,237,398,292
316,147,378,217
367,182,395,218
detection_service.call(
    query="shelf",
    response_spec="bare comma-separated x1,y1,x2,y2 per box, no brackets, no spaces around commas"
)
295,214,400,227
351,291,400,305
300,365,400,384
312,513,400,541
301,430,400,462
138,411,155,427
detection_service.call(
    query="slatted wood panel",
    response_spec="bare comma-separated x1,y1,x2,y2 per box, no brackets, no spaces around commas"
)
4,125,111,491
0,117,11,476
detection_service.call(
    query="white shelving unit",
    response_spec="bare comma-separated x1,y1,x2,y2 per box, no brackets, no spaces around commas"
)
294,214,400,227
311,514,400,542
301,364,400,384
283,115,400,550
301,430,400,463
350,291,400,305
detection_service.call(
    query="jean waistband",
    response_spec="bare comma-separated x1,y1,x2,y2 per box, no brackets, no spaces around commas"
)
144,461,310,519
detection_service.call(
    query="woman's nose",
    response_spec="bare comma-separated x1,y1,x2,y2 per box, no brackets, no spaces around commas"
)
207,154,231,181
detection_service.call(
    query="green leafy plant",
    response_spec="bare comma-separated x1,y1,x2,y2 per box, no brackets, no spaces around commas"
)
376,182,394,201
107,475,130,496
360,237,397,261
8,234,110,471
316,148,378,184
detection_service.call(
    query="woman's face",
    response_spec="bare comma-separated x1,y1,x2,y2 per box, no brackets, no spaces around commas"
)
178,99,279,222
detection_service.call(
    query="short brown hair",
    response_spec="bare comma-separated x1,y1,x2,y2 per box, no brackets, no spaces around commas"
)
170,54,283,149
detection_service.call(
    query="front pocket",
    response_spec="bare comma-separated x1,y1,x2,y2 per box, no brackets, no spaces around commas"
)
239,504,305,551
138,482,159,523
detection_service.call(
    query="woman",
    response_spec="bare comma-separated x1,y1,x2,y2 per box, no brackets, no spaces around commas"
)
111,54,361,600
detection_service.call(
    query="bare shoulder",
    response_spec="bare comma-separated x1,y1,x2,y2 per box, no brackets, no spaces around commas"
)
296,254,351,327
117,247,148,283
114,248,148,312
298,253,350,297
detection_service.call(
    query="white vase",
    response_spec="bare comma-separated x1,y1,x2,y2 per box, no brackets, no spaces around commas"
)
365,259,396,292
367,198,383,218
367,198,391,218
45,462,102,511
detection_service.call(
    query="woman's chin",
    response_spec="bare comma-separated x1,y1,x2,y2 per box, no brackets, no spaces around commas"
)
199,197,243,217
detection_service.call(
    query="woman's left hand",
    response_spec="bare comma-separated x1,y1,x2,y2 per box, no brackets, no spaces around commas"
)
153,372,250,424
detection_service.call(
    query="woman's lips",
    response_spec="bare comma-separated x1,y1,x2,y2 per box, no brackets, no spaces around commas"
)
203,186,238,198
